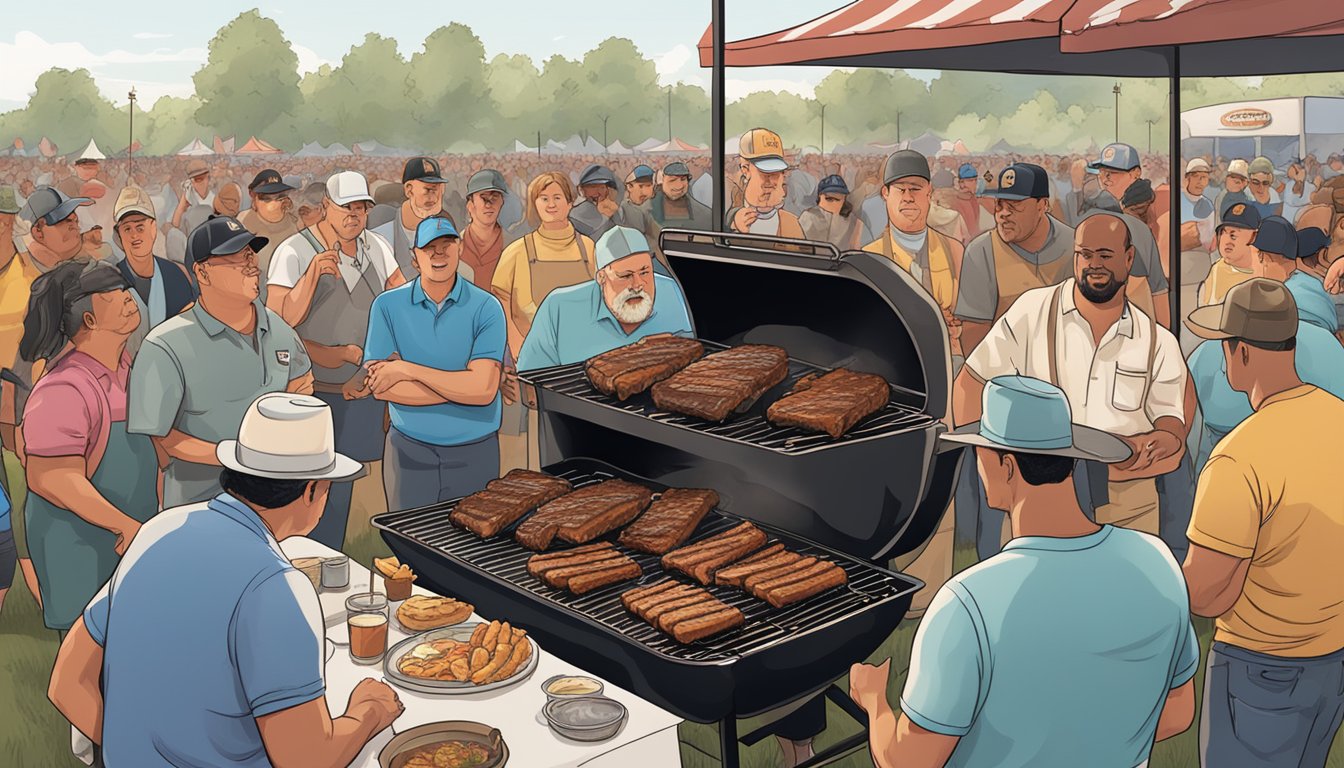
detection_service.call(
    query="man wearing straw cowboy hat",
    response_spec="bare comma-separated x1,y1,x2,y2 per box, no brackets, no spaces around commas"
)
850,375,1197,767
49,393,402,767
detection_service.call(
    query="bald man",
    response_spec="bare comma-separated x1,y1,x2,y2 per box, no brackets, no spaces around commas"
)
953,213,1190,553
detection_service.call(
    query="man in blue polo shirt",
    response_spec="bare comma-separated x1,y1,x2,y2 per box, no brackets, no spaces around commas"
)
517,226,693,370
361,216,506,510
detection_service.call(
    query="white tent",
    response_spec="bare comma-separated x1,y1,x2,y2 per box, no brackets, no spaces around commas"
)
513,140,538,153
74,139,106,161
544,139,568,154
326,143,353,155
607,140,633,155
353,140,412,157
581,136,605,153
293,142,327,157
176,138,213,156
907,131,944,157
634,137,665,152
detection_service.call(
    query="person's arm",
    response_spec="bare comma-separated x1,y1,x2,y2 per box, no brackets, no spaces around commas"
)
286,371,314,395
127,338,213,464
370,359,501,407
865,697,961,768
27,456,142,554
49,617,104,746
256,683,400,768
491,244,526,358
516,297,562,372
384,268,407,291
1155,680,1197,742
1183,543,1252,617
952,301,1029,425
267,248,339,329
952,239,997,353
1183,452,1258,615
156,428,221,466
301,340,361,372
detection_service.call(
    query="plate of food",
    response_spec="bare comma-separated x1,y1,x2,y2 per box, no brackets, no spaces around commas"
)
379,720,508,768
385,620,538,695
394,595,475,634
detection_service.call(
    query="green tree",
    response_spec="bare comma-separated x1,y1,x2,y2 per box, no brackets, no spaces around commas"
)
536,53,587,142
141,96,210,155
485,54,547,150
574,38,661,146
667,83,710,146
192,10,302,141
409,24,492,150
813,69,929,148
2,68,123,152
303,34,417,148
727,91,817,149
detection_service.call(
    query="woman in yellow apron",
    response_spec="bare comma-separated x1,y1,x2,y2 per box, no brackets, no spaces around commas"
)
491,172,597,472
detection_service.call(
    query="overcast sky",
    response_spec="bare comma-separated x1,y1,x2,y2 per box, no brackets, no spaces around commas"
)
0,1,932,112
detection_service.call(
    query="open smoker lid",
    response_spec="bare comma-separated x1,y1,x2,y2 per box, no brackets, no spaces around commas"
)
658,230,952,420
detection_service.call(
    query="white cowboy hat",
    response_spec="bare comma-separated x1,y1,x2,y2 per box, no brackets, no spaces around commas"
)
217,393,364,481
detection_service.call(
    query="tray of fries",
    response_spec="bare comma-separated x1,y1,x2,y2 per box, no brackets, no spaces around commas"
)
385,619,539,696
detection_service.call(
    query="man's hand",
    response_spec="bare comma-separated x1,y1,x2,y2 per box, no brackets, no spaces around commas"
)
1180,221,1202,252
343,345,364,367
348,678,403,733
306,249,340,281
342,371,371,401
942,309,963,343
501,365,519,406
732,208,758,233
1120,429,1183,472
1325,256,1344,294
365,359,413,394
175,195,191,214
1289,163,1306,182
849,658,892,715
596,198,619,219
111,517,141,557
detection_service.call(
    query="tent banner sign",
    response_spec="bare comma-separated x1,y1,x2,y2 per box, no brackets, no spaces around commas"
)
1220,108,1274,130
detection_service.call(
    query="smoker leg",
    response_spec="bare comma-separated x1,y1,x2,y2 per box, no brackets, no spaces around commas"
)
720,717,740,768
792,685,870,768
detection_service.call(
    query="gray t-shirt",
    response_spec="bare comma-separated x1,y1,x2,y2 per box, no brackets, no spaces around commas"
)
955,218,1075,322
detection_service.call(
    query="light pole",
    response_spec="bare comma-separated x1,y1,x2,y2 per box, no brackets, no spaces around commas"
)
127,87,137,176
537,130,542,159
818,103,826,155
896,110,902,145
1145,119,1158,152
666,86,673,143
1113,83,1122,143
600,115,610,153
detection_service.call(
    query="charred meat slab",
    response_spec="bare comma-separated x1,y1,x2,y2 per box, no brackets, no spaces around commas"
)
515,479,654,550
618,489,720,555
451,470,574,537
621,579,745,643
528,545,643,595
766,369,890,439
650,345,790,422
584,337,705,400
660,522,768,585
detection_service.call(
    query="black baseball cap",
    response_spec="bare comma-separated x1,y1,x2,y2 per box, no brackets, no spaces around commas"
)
1250,216,1297,258
883,150,930,186
982,163,1050,201
1121,178,1155,208
22,186,90,226
403,156,447,184
248,169,295,195
663,162,692,179
1219,202,1260,231
186,216,269,270
1297,227,1330,259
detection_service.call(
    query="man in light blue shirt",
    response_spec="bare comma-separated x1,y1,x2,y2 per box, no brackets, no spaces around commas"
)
850,376,1198,768
48,394,401,767
1249,216,1340,333
361,216,506,510
518,226,693,370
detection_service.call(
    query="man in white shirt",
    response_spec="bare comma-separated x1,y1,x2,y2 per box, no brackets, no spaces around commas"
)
1182,159,1216,252
265,171,406,548
953,213,1189,536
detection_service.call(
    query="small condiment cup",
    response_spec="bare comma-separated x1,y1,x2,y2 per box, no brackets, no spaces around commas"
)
541,674,605,701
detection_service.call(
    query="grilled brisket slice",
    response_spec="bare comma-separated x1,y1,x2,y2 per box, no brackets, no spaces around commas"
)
645,594,715,623
662,524,769,585
714,549,800,588
451,470,573,537
766,368,890,439
743,557,819,593
650,345,790,422
749,560,838,600
530,551,629,582
527,542,614,567
618,489,719,554
515,480,654,550
670,607,745,644
689,534,771,585
567,561,643,595
621,580,680,611
585,337,705,400
660,522,760,567
629,585,705,619
656,600,731,633
760,563,849,608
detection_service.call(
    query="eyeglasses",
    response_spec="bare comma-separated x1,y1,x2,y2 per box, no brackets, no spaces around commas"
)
1249,178,1272,187
208,251,258,269
257,193,289,203
608,267,653,284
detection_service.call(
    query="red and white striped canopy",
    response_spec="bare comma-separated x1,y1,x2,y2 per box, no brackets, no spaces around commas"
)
1062,0,1344,52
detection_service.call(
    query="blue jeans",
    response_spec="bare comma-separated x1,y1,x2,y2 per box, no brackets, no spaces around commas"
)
1201,642,1344,767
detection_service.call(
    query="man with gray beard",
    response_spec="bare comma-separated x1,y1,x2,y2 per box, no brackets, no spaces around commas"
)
516,226,692,370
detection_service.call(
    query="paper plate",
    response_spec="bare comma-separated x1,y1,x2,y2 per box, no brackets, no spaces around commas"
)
384,623,539,695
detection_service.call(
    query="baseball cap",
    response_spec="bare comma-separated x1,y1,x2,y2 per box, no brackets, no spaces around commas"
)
186,158,210,179
186,216,268,268
625,164,656,184
1226,159,1250,178
1121,178,1156,208
578,164,618,189
1089,143,1140,172
113,186,156,223
1185,277,1299,344
466,169,508,197
883,150,931,186
0,186,19,215
1219,202,1261,231
594,226,651,271
663,162,692,179
1250,215,1297,257
22,186,90,226
957,163,977,180
931,169,955,190
982,163,1050,201
249,168,295,195
414,216,459,248
740,128,789,173
817,175,849,196
403,156,447,185
1249,157,1275,177
326,171,375,207
1185,158,1211,175
1297,226,1330,259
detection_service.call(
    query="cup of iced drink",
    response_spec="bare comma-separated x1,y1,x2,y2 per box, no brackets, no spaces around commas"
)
346,593,389,665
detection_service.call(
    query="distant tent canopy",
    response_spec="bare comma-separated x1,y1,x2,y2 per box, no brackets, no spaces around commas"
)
326,143,353,156
513,140,538,153
353,140,412,156
236,136,282,155
213,136,235,154
633,137,666,152
177,138,212,156
648,138,703,153
292,141,327,157
607,140,633,155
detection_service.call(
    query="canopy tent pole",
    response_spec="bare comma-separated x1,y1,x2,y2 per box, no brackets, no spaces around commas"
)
1169,47,1182,339
712,0,726,232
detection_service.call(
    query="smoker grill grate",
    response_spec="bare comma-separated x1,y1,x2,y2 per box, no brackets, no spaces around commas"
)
374,463,916,663
520,341,937,455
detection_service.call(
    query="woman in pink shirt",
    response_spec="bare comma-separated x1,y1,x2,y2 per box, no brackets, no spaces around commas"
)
20,259,158,632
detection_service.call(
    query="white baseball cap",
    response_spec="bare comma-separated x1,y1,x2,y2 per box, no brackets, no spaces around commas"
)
1185,158,1211,175
1227,159,1250,178
325,171,375,207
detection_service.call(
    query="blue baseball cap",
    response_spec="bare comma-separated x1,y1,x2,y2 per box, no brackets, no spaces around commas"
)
817,175,849,196
957,163,978,180
982,163,1050,201
941,375,1132,463
594,226,652,271
186,216,269,269
22,186,90,226
415,216,460,248
1219,201,1260,231
1089,143,1141,173
1297,226,1330,259
625,164,656,183
1251,216,1297,258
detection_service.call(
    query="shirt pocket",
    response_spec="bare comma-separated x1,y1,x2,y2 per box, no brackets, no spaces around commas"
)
1111,366,1148,412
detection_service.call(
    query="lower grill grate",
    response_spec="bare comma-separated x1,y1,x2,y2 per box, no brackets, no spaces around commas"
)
375,465,915,662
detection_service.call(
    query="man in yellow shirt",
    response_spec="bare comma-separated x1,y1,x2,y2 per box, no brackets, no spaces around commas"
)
1199,202,1259,307
1183,277,1344,768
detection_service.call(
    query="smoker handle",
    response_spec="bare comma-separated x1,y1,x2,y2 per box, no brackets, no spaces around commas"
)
658,227,843,262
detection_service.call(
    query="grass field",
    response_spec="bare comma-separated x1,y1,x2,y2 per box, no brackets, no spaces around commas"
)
3,458,1342,766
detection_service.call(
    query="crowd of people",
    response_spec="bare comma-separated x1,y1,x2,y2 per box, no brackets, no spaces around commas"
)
0,126,1342,767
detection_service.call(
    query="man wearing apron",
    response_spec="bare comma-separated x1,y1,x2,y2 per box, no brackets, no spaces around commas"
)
954,214,1189,538
20,260,158,634
492,172,597,473
953,163,1074,559
266,171,404,549
110,186,195,360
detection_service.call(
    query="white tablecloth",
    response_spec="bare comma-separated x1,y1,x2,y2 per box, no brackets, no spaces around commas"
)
280,538,684,768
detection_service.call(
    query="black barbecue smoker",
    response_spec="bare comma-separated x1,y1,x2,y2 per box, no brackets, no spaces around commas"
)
375,231,961,767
